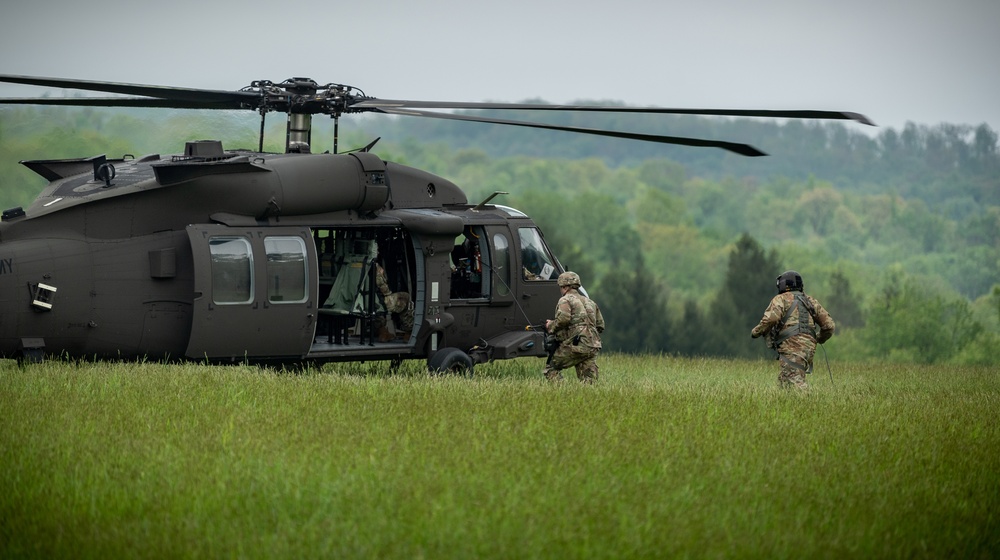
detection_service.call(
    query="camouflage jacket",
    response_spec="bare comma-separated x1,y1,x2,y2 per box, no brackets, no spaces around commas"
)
548,289,604,350
751,291,835,348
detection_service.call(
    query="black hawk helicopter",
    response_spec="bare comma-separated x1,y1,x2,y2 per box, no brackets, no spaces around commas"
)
0,74,872,372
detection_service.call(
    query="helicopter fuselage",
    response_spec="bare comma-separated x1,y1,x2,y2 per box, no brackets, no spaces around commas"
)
0,141,564,367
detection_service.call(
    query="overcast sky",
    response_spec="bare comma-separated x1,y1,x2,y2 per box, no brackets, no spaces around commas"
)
1,0,998,134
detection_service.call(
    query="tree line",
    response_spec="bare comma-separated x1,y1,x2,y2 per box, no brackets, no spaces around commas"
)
349,108,1000,208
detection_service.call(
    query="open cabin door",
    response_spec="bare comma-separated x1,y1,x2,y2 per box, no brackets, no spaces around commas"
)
186,225,318,360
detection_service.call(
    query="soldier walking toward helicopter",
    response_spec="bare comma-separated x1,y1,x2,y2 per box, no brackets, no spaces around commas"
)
751,270,836,390
544,271,604,383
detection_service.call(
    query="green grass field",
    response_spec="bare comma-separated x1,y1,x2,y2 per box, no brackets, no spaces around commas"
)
1,355,997,559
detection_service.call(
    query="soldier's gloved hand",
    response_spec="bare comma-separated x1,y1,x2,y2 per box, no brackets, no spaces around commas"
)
751,330,761,339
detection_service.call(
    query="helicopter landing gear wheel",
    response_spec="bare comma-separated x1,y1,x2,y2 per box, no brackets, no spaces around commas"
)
427,347,474,377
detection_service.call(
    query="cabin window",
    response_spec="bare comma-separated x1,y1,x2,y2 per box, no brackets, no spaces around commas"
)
493,233,510,296
265,236,308,303
209,237,254,304
519,227,557,281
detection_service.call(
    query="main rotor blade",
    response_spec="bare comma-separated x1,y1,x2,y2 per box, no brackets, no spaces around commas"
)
0,74,256,104
374,107,767,157
0,96,246,109
352,98,875,126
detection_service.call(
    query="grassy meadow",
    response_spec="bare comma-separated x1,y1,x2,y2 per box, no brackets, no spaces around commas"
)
1,354,997,559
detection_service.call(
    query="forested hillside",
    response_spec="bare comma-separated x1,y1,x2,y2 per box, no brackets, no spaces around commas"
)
2,106,998,364
345,109,1000,364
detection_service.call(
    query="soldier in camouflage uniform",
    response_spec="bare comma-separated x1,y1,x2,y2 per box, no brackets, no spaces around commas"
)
374,258,414,342
544,271,605,383
751,270,835,390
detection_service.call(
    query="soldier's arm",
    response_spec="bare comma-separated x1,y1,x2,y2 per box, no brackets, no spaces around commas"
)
548,299,573,333
811,298,836,343
751,297,785,338
375,265,391,296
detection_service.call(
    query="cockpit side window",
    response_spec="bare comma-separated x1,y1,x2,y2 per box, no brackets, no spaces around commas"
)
519,227,557,281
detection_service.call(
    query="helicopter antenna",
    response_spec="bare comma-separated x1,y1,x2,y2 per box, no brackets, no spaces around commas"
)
473,191,509,212
342,137,382,154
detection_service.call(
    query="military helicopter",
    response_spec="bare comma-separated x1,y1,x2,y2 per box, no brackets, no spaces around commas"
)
0,74,872,372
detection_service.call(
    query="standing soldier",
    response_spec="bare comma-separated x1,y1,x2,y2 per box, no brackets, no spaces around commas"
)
544,271,604,383
751,270,836,390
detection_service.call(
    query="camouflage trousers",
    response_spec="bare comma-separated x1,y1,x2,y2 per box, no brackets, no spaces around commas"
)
774,335,817,390
375,292,414,337
543,343,599,384
777,350,815,390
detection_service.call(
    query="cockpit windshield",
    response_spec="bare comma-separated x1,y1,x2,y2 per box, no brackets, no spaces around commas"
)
519,227,559,281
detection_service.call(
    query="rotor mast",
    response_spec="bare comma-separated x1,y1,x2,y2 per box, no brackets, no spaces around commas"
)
245,77,364,155
281,78,317,154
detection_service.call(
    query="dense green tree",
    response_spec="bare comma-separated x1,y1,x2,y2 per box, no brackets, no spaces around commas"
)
597,258,671,353
631,188,688,226
673,299,713,357
826,270,865,329
636,159,686,194
795,185,843,237
963,206,1000,247
640,222,723,296
708,233,783,358
865,274,982,363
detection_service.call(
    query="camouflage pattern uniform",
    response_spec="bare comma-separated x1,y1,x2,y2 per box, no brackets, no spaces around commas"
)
751,291,835,389
374,264,413,340
544,272,604,383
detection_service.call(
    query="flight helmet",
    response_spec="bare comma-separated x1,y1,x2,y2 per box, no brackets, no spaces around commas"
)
776,270,804,293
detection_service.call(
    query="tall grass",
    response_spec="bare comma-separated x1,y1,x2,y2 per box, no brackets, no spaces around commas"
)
1,355,997,559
